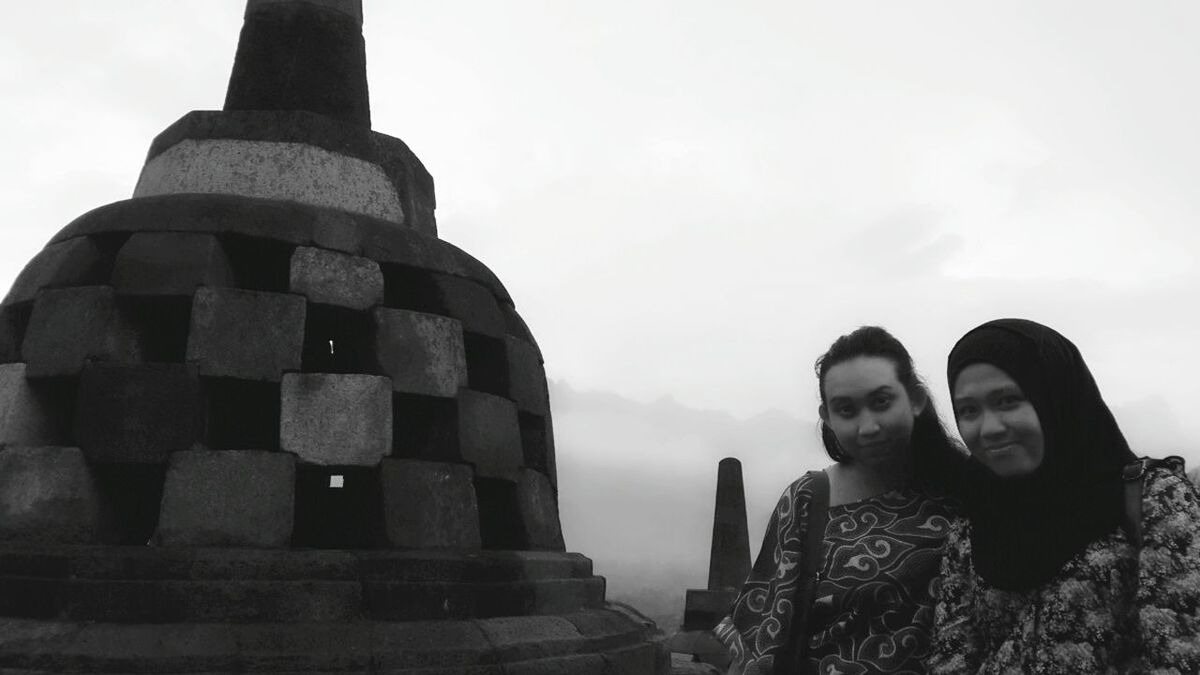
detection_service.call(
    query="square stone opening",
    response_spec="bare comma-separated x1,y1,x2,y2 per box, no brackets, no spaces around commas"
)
203,377,281,450
292,464,383,548
463,332,509,397
92,463,167,545
380,263,445,314
221,233,294,292
391,393,458,459
302,305,375,373
475,477,523,550
519,412,550,475
118,296,192,362
0,304,33,364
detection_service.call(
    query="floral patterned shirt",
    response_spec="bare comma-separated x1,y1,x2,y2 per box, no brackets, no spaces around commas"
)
928,464,1200,674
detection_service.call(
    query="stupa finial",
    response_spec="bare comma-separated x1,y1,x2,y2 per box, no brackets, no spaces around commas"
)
224,0,370,127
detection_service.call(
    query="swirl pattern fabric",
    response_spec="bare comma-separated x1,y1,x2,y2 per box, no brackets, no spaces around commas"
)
715,475,953,675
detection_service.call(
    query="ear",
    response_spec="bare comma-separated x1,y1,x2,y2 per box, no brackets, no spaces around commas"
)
910,389,928,417
818,403,829,423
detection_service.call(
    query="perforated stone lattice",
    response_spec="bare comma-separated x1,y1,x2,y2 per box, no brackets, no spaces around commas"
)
0,193,560,552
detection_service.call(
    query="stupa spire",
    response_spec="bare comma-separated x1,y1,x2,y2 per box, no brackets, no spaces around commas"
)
224,0,370,127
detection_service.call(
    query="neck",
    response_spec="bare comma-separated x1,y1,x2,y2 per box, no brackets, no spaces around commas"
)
829,460,914,506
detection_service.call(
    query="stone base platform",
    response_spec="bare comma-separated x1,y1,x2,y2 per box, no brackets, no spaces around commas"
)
0,544,668,673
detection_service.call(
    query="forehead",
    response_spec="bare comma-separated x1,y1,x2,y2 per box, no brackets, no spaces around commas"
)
823,356,901,398
953,362,1021,398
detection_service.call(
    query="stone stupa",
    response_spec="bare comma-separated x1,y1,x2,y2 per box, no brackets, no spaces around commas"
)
668,457,750,668
0,1,667,672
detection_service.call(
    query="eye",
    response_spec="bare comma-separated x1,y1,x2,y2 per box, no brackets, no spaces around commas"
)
996,394,1024,410
868,395,893,411
954,403,980,420
832,403,857,418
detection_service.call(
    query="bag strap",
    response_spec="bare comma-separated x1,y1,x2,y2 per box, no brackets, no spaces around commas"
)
777,470,830,675
1120,456,1185,547
1121,458,1148,547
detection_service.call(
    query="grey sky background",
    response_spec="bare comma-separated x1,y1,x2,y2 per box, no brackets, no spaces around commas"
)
4,2,1200,608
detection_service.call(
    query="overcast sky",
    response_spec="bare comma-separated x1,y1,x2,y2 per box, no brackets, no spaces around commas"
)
4,1,1200,472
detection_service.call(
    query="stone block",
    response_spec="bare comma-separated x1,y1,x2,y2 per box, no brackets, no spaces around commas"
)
506,336,549,415
22,286,139,377
0,446,104,543
112,232,234,296
154,450,295,548
516,469,565,551
4,237,109,305
289,246,383,310
186,287,305,381
372,308,467,397
457,390,522,481
75,363,201,464
433,275,505,338
681,589,738,631
380,459,480,549
0,363,64,446
280,373,392,466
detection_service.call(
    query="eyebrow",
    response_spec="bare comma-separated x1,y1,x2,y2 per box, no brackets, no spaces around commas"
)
829,385,896,401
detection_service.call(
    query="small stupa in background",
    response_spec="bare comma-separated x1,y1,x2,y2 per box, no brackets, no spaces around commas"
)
668,457,750,668
0,1,667,671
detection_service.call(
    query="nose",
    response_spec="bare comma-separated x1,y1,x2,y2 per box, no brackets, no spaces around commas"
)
858,414,881,438
979,409,1006,440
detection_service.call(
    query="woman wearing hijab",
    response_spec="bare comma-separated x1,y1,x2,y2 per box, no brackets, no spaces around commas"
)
717,326,964,675
928,318,1200,673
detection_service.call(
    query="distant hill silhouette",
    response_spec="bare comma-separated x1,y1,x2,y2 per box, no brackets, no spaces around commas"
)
551,380,826,629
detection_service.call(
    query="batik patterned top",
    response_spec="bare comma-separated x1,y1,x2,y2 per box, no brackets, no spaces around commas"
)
927,463,1200,675
714,473,955,675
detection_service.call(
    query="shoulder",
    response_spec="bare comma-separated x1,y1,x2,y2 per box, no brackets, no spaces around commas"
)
1141,457,1199,520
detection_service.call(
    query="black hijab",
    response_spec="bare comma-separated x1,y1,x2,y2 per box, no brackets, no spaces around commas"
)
947,318,1136,591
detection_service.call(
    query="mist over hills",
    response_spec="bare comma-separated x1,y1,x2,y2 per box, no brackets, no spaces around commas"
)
550,380,827,629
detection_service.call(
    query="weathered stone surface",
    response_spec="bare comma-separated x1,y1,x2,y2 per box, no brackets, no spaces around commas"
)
154,450,295,548
111,232,234,296
0,364,64,446
280,373,392,466
457,390,522,481
707,458,751,592
380,459,480,550
75,363,201,464
434,275,506,338
290,246,383,310
4,237,109,305
373,308,467,397
21,286,138,377
507,336,549,415
186,287,305,381
0,447,103,543
136,139,404,225
516,469,565,551
227,0,369,126
476,615,584,662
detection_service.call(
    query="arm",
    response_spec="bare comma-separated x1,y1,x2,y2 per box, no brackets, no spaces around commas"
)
1135,469,1200,673
926,517,982,675
714,474,813,675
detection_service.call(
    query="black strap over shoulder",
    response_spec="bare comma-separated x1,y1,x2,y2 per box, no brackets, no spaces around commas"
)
776,470,830,675
1121,456,1184,547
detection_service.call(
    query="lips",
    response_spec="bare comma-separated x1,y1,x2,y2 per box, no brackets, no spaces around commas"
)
983,443,1020,454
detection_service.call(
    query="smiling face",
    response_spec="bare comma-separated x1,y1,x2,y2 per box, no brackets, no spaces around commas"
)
819,356,926,471
952,362,1046,478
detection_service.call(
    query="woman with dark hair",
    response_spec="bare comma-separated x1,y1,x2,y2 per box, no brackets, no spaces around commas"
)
716,326,965,675
928,318,1200,673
